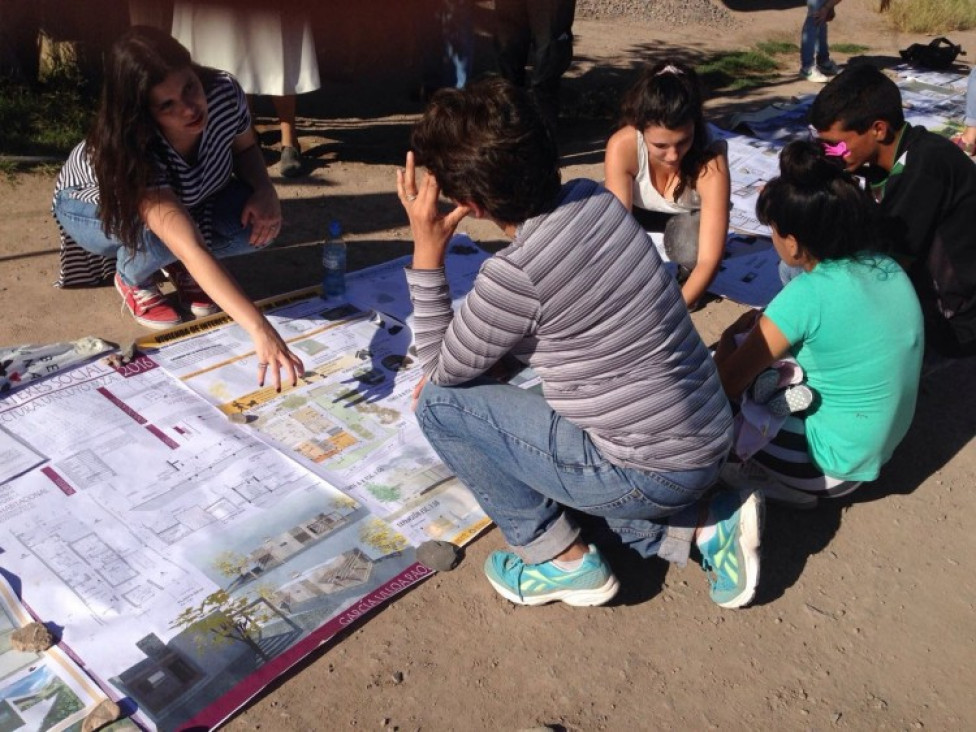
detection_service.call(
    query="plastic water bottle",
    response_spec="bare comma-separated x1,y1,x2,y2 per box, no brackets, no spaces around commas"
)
321,220,347,298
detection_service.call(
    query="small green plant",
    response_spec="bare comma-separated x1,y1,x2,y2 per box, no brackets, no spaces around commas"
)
832,43,870,54
697,50,780,91
884,0,976,33
756,41,799,56
0,58,95,157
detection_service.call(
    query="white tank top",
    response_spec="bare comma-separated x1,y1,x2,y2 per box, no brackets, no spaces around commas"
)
632,128,702,214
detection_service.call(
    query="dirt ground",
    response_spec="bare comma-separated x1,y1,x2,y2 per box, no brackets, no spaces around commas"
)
2,0,975,728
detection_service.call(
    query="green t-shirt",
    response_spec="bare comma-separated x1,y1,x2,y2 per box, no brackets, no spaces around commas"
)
764,255,923,481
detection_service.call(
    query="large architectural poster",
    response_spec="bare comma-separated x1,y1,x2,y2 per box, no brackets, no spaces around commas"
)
0,244,494,730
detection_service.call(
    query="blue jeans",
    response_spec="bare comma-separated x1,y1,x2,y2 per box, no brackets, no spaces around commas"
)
415,378,720,564
423,0,473,90
965,67,976,127
53,180,263,286
800,0,830,71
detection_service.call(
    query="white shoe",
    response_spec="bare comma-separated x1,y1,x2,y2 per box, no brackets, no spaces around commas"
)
800,67,830,83
720,460,819,510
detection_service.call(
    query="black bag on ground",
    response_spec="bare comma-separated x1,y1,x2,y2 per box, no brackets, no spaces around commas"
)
899,37,966,69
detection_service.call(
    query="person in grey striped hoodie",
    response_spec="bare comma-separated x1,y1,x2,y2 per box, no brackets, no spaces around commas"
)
396,77,764,610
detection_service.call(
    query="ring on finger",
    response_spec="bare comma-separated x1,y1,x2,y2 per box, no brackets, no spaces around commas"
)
258,362,269,368
406,194,418,202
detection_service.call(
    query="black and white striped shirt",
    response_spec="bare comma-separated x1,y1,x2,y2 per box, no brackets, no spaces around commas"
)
53,70,250,287
406,179,733,472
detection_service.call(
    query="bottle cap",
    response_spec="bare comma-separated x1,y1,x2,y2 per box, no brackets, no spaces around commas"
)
328,220,342,238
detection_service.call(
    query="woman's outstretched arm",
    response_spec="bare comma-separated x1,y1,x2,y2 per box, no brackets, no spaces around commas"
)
140,188,303,389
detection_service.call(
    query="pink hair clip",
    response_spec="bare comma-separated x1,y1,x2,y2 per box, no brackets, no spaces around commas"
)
821,140,849,158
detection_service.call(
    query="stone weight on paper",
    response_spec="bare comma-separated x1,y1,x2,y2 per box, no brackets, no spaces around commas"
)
416,540,463,572
10,622,54,652
82,699,122,732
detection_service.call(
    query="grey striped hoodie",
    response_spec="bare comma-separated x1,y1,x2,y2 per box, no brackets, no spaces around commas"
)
406,178,732,472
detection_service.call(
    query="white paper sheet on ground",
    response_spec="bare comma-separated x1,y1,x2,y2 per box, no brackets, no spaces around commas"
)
345,234,492,325
894,64,968,89
0,556,124,730
707,236,783,307
0,337,113,395
0,426,44,484
714,128,780,237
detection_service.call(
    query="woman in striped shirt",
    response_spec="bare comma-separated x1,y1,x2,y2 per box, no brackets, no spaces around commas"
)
397,78,763,610
53,26,303,389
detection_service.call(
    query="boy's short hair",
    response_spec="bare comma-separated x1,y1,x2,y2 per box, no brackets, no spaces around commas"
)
410,77,561,224
809,64,905,133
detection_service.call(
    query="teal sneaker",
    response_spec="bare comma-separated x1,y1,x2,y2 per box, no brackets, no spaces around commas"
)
483,544,619,607
697,489,764,609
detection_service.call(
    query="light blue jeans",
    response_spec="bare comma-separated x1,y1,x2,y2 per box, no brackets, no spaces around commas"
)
415,378,721,564
800,0,831,71
53,179,264,286
966,66,976,127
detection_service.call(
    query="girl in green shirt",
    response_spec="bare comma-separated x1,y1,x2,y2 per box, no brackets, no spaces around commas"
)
715,141,923,509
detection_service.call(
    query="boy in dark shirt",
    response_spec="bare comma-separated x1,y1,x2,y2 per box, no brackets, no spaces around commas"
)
810,64,976,357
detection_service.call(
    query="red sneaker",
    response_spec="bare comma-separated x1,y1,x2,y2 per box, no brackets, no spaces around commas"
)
167,264,220,317
114,273,183,330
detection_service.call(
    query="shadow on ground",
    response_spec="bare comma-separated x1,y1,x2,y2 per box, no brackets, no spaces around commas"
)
574,355,976,610
757,357,976,605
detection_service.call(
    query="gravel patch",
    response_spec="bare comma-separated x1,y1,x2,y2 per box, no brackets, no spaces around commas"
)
576,0,736,29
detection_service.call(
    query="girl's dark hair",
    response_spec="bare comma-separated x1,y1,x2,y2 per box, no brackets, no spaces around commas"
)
757,140,886,261
87,26,198,252
411,76,561,224
618,60,712,199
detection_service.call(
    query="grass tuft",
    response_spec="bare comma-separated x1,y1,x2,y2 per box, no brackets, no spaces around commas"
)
756,41,799,56
884,0,976,32
831,43,870,54
697,50,780,92
0,63,95,157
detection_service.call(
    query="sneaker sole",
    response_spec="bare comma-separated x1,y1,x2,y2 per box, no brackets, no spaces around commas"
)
485,573,620,607
716,490,764,609
188,303,221,318
114,278,182,331
768,384,814,417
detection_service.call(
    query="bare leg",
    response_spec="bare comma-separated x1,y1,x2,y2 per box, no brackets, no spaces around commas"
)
272,95,304,177
272,95,299,150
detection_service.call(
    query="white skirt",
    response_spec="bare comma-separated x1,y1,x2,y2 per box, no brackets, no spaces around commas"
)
171,4,321,96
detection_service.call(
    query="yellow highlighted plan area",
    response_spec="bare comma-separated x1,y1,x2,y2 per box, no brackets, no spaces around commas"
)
217,357,402,471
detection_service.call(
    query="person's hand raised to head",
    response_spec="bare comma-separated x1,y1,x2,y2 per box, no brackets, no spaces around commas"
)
396,151,470,270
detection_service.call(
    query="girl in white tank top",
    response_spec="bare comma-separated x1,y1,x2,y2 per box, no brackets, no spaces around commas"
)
604,61,731,309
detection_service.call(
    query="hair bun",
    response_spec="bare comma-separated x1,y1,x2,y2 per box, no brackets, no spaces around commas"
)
778,140,844,188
